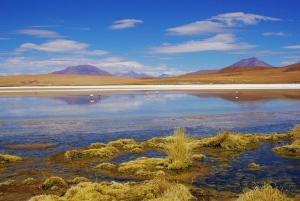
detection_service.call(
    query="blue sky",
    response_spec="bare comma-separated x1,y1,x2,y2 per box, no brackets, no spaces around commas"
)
0,0,300,76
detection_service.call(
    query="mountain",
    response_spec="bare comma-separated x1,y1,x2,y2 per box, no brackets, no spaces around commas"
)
217,57,274,74
230,57,272,67
114,71,153,79
159,74,174,78
51,65,113,76
283,62,300,72
180,70,218,77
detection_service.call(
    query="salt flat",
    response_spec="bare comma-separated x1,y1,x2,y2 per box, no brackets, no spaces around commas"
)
0,84,300,93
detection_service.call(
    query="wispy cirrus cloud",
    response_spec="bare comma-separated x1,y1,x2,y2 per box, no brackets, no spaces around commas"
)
283,45,300,49
263,31,289,36
15,39,108,55
13,29,64,38
167,12,281,35
0,37,10,40
148,34,256,54
108,19,143,30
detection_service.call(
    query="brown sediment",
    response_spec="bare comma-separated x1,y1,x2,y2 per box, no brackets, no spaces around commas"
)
3,143,58,150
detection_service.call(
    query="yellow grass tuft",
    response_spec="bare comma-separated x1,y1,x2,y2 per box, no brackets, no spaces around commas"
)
199,131,259,150
94,162,117,171
22,177,36,185
42,176,68,190
237,184,293,201
272,140,300,157
0,180,15,187
191,154,206,161
71,177,89,184
248,162,260,170
65,146,118,160
166,128,192,170
0,153,22,164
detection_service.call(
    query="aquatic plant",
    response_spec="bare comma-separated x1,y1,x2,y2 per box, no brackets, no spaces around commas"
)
165,128,192,170
0,153,22,164
42,176,68,190
22,177,36,185
248,162,260,170
237,183,293,201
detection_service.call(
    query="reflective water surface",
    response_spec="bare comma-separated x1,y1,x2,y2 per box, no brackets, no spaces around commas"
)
1,90,300,197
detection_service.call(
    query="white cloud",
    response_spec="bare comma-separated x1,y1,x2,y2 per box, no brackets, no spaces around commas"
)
13,29,64,38
167,12,281,35
15,39,108,55
0,37,10,40
283,45,300,49
0,56,176,76
148,34,256,54
263,31,288,36
280,60,299,66
108,19,143,30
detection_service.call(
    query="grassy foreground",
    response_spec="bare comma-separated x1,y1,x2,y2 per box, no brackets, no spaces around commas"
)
1,125,299,200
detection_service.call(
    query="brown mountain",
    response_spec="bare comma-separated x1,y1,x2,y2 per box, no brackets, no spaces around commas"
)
230,57,272,67
180,70,218,77
51,65,113,76
217,57,274,74
283,62,300,72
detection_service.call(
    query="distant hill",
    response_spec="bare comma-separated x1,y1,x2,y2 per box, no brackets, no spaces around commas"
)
114,71,153,79
230,57,272,67
180,70,218,77
283,62,300,72
159,74,174,78
51,65,113,76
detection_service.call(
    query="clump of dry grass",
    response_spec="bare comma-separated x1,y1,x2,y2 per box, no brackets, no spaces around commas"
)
199,131,259,150
165,128,192,170
71,177,89,184
94,162,117,171
22,177,36,185
42,176,68,190
248,162,260,170
272,140,300,157
237,183,293,201
0,153,22,164
107,139,136,147
191,154,206,161
65,146,118,160
29,173,195,201
89,142,106,149
0,180,15,187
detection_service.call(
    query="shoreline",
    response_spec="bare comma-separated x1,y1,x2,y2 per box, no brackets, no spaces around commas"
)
1,84,300,94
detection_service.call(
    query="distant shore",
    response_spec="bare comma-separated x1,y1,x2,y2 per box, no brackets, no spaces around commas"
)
0,84,300,94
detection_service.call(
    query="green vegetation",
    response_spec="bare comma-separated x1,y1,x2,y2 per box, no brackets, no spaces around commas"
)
237,184,293,201
22,177,36,185
0,153,22,164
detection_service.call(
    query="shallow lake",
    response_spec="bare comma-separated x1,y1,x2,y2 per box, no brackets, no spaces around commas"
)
1,90,300,198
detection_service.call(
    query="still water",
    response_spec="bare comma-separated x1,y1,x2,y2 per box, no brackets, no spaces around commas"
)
0,91,300,195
